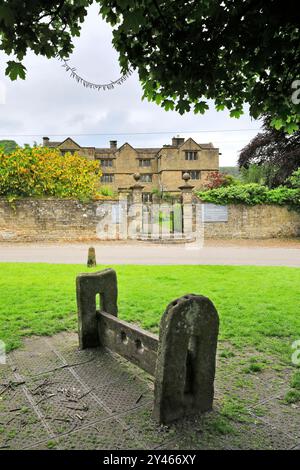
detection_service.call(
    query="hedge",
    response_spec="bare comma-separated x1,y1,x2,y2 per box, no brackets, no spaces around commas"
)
196,184,300,209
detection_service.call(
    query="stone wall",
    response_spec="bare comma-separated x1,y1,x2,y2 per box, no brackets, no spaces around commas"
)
203,204,300,239
0,198,114,242
0,198,299,242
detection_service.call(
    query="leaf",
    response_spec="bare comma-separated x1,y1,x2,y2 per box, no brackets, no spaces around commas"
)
176,99,191,114
230,109,244,119
5,61,27,81
122,10,146,32
215,103,225,112
0,5,14,26
194,101,209,114
284,123,299,134
270,118,284,130
162,99,175,111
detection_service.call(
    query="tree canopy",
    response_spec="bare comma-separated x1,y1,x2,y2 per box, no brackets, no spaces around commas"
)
0,146,101,200
0,139,18,154
238,116,300,187
1,1,300,131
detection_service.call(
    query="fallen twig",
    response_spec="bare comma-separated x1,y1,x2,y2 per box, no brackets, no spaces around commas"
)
5,417,15,426
33,357,95,376
65,404,89,412
53,417,72,423
78,389,92,400
36,393,56,405
0,380,26,396
136,394,143,404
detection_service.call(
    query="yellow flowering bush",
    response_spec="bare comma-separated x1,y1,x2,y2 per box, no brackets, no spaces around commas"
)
0,146,101,200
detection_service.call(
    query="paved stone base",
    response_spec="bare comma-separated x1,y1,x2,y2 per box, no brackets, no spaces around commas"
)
0,333,299,450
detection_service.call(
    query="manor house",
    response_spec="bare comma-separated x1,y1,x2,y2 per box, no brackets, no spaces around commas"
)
43,136,220,196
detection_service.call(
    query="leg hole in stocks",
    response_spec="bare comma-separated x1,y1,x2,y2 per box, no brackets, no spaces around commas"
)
120,331,129,345
135,339,144,354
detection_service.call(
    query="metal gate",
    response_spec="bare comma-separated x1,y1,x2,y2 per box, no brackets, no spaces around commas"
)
141,200,183,240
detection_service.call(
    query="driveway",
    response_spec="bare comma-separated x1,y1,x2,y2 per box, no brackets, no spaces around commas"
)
0,240,299,266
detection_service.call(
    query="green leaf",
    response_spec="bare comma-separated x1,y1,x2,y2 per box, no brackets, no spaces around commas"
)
0,5,14,26
270,118,284,130
194,101,209,114
284,122,299,134
155,94,163,105
122,10,146,32
176,99,191,114
230,109,244,119
5,61,27,81
215,103,225,111
162,99,175,111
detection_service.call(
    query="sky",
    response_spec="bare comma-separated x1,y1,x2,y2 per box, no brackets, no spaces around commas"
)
0,2,261,166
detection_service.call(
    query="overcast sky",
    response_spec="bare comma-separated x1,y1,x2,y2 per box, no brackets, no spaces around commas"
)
0,3,261,166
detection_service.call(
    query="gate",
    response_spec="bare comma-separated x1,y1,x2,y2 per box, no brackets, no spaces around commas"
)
141,200,184,240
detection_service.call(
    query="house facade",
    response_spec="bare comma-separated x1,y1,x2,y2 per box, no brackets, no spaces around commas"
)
43,136,219,195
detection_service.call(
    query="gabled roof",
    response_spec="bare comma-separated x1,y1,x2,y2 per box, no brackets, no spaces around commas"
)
118,142,137,152
57,137,81,149
47,141,61,148
163,139,216,150
95,148,116,154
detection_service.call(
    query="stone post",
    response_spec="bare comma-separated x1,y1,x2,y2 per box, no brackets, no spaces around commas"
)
87,247,96,267
153,294,219,424
179,173,195,238
129,173,144,239
117,188,129,240
76,269,118,349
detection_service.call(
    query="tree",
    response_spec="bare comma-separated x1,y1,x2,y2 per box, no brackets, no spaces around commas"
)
0,146,101,200
203,171,236,189
0,140,18,154
1,1,300,131
238,116,300,187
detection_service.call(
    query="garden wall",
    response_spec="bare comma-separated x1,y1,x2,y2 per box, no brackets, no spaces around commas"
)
0,198,111,242
0,198,299,242
203,204,300,239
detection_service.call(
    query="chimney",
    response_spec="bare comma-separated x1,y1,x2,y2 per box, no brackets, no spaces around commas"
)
43,136,50,147
172,136,185,147
110,140,117,149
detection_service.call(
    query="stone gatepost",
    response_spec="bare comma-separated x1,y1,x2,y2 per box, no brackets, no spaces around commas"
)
117,188,130,240
128,173,144,239
179,173,195,238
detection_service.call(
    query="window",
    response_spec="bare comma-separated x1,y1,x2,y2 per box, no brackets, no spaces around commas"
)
139,159,151,167
140,174,152,182
185,151,198,161
101,174,114,183
100,159,113,167
60,150,75,156
182,170,201,180
142,193,153,203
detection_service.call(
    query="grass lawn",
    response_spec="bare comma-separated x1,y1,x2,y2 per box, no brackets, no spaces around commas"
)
0,263,299,366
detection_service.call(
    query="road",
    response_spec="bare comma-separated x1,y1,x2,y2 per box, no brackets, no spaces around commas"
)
0,240,299,266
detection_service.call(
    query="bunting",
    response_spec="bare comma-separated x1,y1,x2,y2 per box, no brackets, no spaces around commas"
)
59,57,132,91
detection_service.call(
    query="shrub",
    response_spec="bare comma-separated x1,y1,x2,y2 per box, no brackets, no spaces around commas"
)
203,171,237,189
97,187,116,198
196,183,300,209
0,146,101,201
240,164,277,186
197,183,269,205
0,140,18,154
287,168,300,189
267,186,300,206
